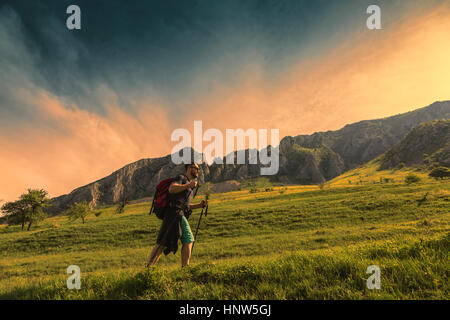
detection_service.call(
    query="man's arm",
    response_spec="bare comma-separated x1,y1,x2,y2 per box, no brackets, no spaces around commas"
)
168,177,198,194
168,182,190,194
189,200,207,210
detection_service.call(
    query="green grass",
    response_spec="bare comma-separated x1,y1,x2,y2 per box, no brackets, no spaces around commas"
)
0,166,449,299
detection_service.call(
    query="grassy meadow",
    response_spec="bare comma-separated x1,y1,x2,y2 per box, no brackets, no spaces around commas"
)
0,165,449,299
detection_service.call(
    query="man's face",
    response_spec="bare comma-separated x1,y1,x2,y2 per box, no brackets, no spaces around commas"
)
188,165,199,178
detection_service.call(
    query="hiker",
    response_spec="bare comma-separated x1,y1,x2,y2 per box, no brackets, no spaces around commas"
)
147,163,207,268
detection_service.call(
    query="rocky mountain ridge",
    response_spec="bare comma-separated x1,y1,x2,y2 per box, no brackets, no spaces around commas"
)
47,101,450,215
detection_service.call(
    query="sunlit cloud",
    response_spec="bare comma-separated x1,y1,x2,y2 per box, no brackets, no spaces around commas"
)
184,3,450,139
0,89,172,201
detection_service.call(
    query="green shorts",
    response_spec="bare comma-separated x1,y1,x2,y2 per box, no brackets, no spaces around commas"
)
181,216,195,245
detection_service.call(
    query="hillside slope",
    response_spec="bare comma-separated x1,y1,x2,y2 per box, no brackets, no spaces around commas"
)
47,101,450,214
1,177,449,299
380,119,450,170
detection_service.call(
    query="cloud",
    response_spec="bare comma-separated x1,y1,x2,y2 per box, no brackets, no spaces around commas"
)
1,1,449,202
0,8,173,201
183,3,450,138
0,88,173,201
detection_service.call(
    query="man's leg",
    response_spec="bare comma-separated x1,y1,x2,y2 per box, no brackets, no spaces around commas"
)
147,244,165,266
181,242,193,267
180,216,195,267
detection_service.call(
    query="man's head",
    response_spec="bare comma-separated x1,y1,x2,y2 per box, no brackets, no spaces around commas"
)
185,163,199,179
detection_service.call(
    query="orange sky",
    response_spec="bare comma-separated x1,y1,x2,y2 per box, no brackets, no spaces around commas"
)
1,3,450,202
185,4,450,137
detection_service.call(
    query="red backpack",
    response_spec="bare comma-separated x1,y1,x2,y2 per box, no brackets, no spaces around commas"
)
149,175,199,220
149,177,175,219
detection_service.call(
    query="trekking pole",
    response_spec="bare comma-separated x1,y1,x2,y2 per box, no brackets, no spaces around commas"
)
149,196,155,215
191,194,209,255
192,183,200,199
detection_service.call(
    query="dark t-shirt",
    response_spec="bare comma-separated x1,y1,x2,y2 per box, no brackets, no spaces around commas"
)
168,174,193,214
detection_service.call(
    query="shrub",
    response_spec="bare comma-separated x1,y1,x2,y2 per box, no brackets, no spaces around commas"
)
397,162,405,169
249,187,258,193
94,211,103,217
429,167,450,179
405,174,421,184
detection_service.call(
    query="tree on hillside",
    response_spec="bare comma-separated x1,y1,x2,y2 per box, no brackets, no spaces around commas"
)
116,195,128,214
405,174,421,185
66,201,91,224
20,189,51,231
115,186,129,214
429,167,450,179
1,199,29,230
317,182,326,190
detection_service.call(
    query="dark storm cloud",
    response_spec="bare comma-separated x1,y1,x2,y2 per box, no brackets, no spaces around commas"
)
0,0,430,121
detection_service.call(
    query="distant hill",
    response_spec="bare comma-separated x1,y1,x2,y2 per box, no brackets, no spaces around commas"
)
276,101,450,183
47,149,206,215
47,101,450,215
379,119,450,170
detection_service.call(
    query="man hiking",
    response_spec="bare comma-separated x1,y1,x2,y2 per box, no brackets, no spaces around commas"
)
146,163,207,268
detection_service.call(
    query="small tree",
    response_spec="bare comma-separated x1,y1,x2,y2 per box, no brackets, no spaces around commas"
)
116,187,129,214
405,174,421,185
1,199,29,230
66,201,91,224
116,196,128,214
20,189,51,231
429,167,450,179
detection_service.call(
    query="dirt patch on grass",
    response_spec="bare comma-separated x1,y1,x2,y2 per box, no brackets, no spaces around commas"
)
210,180,242,193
